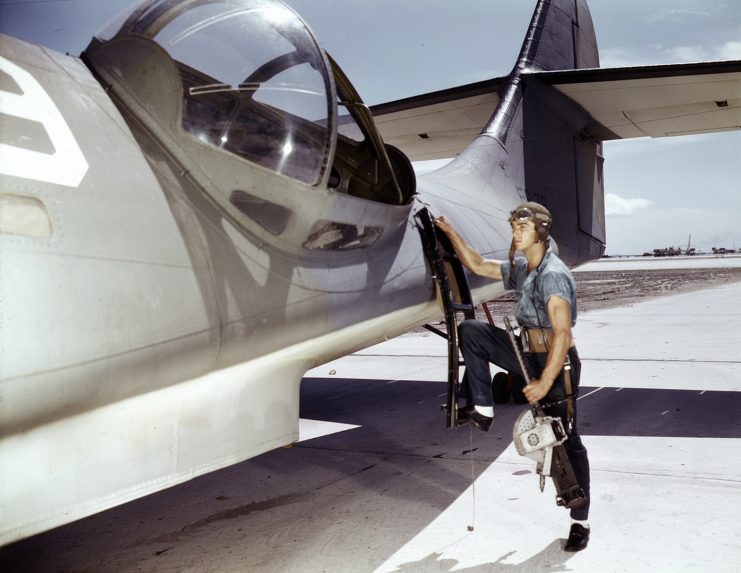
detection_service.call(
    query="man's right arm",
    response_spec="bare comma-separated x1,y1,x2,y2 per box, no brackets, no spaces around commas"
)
434,215,503,280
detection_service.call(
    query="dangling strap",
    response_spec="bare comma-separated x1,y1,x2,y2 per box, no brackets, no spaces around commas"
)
563,355,575,432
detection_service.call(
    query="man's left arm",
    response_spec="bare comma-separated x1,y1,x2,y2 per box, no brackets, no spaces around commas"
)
522,296,572,404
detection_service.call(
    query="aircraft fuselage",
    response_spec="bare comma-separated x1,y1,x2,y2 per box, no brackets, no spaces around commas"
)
0,0,606,544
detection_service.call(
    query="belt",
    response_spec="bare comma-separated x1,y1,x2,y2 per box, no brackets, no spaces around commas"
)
522,326,577,430
521,327,575,354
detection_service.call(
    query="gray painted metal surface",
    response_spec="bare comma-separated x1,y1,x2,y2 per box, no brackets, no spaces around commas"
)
0,0,737,545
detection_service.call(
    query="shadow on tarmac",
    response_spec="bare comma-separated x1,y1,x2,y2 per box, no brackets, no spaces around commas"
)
388,539,574,572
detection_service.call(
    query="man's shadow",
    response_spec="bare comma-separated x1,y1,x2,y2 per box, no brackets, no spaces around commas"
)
386,538,575,572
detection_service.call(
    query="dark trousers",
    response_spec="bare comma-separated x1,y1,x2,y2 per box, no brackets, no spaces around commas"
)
458,319,591,520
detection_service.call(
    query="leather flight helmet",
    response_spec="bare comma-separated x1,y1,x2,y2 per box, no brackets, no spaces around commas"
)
509,201,552,243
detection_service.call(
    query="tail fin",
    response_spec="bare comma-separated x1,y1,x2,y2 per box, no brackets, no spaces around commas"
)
520,0,606,265
521,0,599,73
471,1,605,265
429,0,605,266
482,0,599,144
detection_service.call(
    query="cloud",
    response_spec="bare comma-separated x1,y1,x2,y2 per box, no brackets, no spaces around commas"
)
719,41,741,60
666,41,741,63
605,193,653,216
604,205,741,255
601,41,741,68
647,8,713,23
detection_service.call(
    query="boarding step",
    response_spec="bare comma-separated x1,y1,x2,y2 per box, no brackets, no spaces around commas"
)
415,207,475,428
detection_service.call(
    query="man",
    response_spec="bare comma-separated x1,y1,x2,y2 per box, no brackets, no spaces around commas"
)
434,202,591,552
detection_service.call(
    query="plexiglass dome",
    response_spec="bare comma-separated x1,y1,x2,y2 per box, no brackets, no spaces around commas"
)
97,0,335,185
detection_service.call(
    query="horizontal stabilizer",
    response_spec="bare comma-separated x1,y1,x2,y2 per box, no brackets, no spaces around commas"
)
372,60,741,160
370,77,506,161
528,60,741,140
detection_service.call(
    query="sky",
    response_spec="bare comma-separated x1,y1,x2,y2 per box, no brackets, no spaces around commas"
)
0,0,739,255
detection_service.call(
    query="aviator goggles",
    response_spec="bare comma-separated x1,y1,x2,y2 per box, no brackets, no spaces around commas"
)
509,207,549,224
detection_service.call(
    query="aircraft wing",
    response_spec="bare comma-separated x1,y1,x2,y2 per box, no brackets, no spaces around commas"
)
370,76,506,161
528,60,741,140
372,61,741,160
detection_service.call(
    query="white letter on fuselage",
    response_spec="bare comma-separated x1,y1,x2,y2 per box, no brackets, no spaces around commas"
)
0,56,88,187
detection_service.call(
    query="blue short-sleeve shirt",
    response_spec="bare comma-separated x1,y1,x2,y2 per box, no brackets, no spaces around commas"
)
500,249,577,328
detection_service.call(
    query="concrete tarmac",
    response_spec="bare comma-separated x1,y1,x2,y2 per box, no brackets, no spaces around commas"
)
2,271,740,572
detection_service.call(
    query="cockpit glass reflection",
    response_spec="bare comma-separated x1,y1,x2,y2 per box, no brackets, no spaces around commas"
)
127,0,333,185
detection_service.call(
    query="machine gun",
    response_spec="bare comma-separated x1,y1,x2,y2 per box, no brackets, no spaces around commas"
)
504,317,587,509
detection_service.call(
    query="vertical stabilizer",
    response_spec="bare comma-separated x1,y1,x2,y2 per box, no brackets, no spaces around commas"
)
428,0,605,267
518,0,606,265
480,0,599,145
521,0,599,72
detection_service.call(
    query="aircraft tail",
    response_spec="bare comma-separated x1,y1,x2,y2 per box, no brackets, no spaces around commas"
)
405,0,605,266
467,0,605,265
519,0,599,72
482,0,598,145
519,0,606,264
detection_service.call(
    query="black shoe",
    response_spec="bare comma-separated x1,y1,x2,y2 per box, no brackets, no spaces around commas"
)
439,405,492,431
466,408,493,432
564,523,590,552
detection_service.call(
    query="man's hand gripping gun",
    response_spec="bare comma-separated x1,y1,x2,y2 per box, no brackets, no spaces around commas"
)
504,317,587,509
